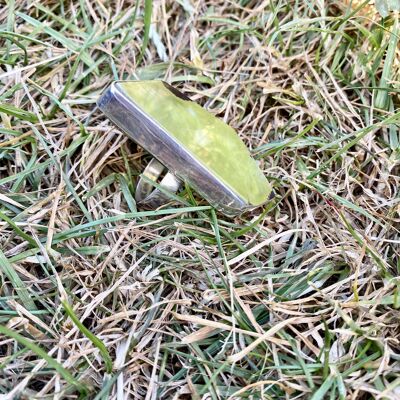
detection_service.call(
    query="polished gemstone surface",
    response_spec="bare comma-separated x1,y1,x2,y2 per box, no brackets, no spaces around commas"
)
118,81,271,206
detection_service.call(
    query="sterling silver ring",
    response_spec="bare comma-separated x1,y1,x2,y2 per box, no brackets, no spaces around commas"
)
97,80,272,216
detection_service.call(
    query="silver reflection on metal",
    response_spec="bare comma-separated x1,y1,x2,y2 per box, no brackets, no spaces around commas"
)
135,158,181,207
97,81,250,215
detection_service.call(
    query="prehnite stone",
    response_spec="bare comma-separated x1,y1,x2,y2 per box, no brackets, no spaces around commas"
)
119,81,271,206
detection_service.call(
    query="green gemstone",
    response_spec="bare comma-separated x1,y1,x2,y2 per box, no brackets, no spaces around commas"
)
119,81,271,206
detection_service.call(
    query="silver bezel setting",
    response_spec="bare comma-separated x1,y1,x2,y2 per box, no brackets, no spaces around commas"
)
97,81,251,216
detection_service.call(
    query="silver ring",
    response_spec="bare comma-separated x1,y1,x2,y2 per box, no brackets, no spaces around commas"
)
135,158,181,207
98,81,272,215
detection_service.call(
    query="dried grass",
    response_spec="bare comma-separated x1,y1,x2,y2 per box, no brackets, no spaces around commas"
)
0,0,399,399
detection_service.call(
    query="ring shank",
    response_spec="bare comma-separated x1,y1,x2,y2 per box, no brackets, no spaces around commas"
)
135,158,181,207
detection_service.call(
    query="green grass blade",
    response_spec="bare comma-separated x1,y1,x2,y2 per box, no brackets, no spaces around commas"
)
374,14,399,109
16,12,96,70
62,301,113,373
0,102,38,122
137,0,153,64
0,249,36,310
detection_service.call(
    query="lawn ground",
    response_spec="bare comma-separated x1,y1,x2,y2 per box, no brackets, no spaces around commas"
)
0,0,399,399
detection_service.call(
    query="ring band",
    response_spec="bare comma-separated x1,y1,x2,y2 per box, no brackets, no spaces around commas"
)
135,158,181,207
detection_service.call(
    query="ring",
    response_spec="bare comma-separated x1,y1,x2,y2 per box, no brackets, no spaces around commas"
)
98,80,272,216
135,158,181,207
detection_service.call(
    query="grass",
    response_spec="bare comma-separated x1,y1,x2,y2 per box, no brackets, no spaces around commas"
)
0,0,399,399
